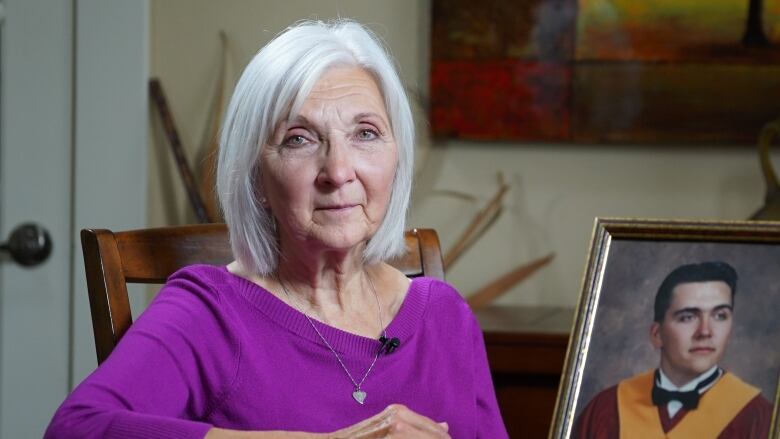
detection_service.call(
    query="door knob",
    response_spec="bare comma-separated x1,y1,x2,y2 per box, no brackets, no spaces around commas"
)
0,223,53,266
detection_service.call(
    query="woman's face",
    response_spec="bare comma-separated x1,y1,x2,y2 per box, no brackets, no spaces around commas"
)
260,66,398,255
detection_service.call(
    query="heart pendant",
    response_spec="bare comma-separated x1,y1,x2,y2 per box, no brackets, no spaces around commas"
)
352,390,367,405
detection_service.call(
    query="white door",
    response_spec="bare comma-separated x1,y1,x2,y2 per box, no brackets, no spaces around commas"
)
0,1,148,437
0,0,74,437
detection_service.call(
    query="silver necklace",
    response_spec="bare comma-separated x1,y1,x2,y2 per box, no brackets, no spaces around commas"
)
278,274,386,405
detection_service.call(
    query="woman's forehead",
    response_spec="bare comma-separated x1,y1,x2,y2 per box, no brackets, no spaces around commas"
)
304,68,384,106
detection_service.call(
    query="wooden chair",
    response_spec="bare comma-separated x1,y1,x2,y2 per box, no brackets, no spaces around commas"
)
81,224,444,364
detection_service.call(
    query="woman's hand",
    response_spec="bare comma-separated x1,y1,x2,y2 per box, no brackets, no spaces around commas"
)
328,404,451,439
204,404,450,439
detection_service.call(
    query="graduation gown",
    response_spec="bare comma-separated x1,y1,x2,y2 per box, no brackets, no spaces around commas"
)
573,370,772,439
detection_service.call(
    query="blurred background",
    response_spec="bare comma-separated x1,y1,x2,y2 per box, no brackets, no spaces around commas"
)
1,0,777,436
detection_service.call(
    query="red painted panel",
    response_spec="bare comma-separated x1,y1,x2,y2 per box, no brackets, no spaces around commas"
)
431,60,571,141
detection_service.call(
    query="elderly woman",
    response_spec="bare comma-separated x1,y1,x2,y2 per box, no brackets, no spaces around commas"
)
46,20,507,438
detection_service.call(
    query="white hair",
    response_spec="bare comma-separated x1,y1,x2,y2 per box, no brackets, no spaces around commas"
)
217,19,414,276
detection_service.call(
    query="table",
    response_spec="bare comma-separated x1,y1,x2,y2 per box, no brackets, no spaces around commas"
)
476,306,574,439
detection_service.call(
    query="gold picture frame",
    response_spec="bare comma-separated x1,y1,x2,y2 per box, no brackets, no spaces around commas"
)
550,218,780,438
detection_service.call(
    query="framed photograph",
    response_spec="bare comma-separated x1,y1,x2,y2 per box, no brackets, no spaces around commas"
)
550,218,780,438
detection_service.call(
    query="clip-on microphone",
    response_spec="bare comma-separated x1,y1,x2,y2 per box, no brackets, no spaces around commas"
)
378,335,401,354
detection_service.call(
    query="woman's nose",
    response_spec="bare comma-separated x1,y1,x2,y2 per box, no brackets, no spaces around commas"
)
316,138,356,188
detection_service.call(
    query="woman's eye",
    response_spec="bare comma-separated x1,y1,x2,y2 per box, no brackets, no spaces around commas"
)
356,129,378,141
284,135,309,147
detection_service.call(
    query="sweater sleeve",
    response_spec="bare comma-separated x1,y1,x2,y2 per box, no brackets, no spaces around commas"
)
469,312,510,439
44,267,239,439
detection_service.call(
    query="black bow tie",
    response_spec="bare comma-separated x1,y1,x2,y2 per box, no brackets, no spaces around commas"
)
651,368,721,410
652,386,700,409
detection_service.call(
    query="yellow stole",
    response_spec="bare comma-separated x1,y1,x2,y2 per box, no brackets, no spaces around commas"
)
616,370,760,439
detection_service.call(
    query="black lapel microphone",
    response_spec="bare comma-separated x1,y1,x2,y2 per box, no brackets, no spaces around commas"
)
378,335,401,354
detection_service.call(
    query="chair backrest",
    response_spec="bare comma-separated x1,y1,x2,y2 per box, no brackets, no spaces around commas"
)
81,224,443,364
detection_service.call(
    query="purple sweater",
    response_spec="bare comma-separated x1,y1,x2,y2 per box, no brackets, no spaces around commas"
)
45,265,508,438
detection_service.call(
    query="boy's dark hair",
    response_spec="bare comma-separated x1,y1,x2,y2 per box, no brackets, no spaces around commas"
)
654,261,737,322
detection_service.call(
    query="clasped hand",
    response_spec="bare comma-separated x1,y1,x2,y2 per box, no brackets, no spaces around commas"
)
206,404,451,438
327,404,451,438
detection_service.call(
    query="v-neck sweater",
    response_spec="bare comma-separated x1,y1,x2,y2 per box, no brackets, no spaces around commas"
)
45,264,508,438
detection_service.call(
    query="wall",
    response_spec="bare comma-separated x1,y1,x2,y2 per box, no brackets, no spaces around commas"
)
149,0,772,307
73,0,150,383
1,1,148,435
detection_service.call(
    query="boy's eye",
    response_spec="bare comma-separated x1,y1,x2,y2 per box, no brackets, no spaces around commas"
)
677,313,695,323
714,310,731,321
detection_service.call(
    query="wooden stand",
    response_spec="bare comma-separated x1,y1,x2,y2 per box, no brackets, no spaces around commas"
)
476,306,573,439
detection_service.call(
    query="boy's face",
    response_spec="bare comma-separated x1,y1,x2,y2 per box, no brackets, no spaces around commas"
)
650,281,733,386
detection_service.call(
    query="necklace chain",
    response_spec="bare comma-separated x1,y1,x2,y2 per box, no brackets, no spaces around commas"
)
278,273,386,398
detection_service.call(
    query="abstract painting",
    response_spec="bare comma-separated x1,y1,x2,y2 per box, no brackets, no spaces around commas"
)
431,0,780,143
